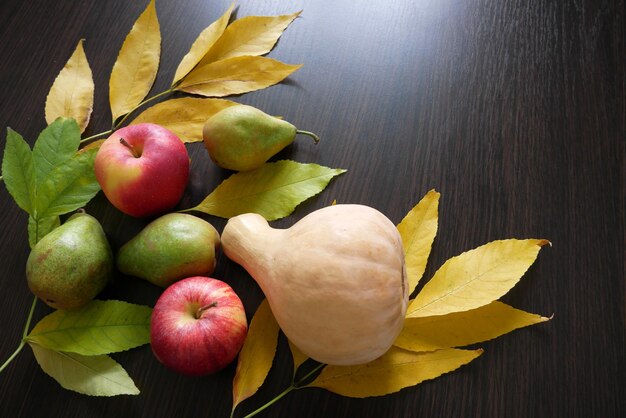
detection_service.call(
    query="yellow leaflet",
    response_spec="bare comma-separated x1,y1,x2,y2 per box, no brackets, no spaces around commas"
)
197,11,301,67
231,299,279,414
407,239,550,318
309,347,482,398
80,139,104,152
288,339,309,377
395,301,550,352
109,0,160,122
131,97,237,142
172,3,234,85
45,40,94,133
397,190,439,296
177,55,301,97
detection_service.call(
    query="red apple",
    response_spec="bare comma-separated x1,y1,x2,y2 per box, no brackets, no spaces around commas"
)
94,123,189,217
150,276,248,376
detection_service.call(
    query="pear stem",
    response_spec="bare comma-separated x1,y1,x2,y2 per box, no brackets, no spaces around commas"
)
296,129,320,144
119,137,141,158
195,301,218,318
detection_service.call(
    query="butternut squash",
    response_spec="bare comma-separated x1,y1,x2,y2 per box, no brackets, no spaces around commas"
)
221,204,408,365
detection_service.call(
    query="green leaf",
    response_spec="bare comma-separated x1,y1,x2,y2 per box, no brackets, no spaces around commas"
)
188,160,346,221
309,347,483,398
2,128,35,214
29,343,140,396
35,148,100,218
26,300,152,356
32,117,80,187
28,215,60,248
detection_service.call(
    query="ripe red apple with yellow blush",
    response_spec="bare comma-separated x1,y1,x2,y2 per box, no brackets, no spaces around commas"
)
150,276,248,376
94,123,189,218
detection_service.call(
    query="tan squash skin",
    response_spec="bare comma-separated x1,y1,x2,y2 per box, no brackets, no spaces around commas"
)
222,204,408,366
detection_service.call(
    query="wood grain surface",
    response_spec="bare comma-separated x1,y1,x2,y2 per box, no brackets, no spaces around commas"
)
0,0,623,417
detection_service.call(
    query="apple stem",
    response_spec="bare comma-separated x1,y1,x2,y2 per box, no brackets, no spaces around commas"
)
119,137,141,158
195,301,218,318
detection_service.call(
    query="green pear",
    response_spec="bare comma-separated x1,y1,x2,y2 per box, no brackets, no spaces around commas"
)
26,212,113,310
202,104,319,171
117,213,220,288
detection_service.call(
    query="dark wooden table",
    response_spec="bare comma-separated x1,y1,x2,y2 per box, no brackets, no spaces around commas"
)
0,0,623,417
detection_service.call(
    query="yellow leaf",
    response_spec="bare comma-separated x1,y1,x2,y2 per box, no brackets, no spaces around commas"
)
80,139,104,152
288,339,309,376
407,239,550,318
309,347,482,398
197,11,301,66
395,301,550,352
130,97,237,142
231,299,279,414
176,56,302,97
397,190,439,296
172,3,234,86
45,40,94,133
109,0,160,122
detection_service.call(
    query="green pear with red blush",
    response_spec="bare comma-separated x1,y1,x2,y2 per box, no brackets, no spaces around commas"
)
116,213,220,288
26,212,113,310
202,104,319,171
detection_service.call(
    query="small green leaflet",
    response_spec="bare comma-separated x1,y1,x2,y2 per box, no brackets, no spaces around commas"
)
187,160,346,221
32,117,81,186
29,343,140,396
26,300,152,356
35,148,100,219
1,128,35,213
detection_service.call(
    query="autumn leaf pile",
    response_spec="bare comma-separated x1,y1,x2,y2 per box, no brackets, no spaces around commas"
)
0,0,552,414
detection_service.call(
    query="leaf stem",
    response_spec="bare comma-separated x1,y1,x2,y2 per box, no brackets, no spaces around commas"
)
80,129,113,145
239,363,325,418
76,88,174,147
241,386,295,418
0,296,37,373
113,88,174,130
